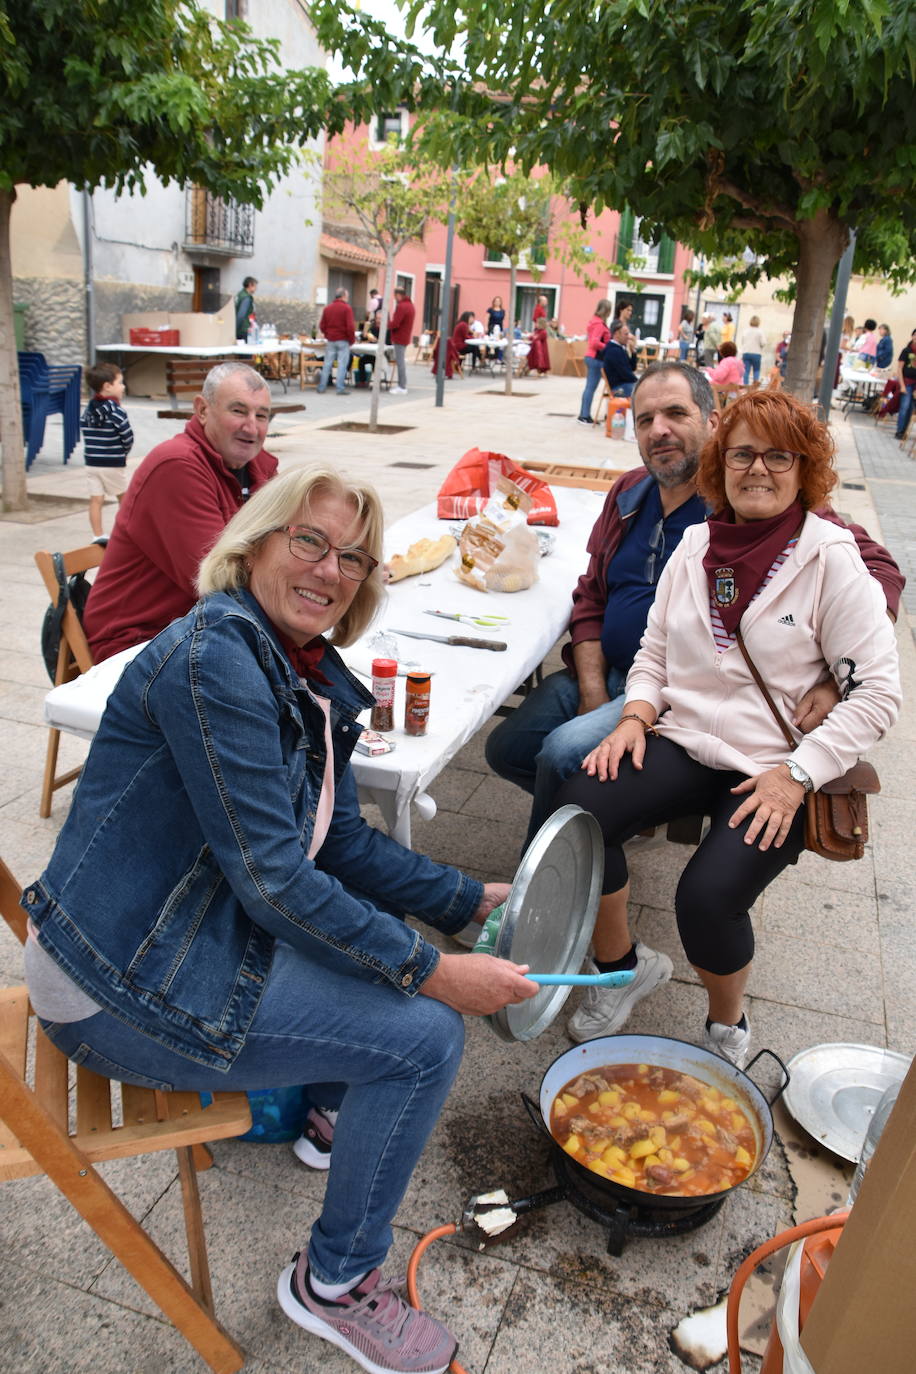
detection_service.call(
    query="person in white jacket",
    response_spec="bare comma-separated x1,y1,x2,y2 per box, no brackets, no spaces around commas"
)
558,390,901,1067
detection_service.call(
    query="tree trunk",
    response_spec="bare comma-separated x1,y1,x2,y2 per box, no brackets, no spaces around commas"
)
785,209,849,403
0,188,28,511
368,251,396,433
504,261,517,395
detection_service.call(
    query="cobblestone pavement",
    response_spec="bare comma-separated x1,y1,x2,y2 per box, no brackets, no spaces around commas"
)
1,368,912,1374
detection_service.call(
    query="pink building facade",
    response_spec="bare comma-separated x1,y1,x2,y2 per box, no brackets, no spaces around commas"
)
323,118,693,344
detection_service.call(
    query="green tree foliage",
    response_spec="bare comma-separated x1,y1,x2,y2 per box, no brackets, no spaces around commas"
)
457,169,555,393
0,0,353,509
315,141,451,428
313,0,916,400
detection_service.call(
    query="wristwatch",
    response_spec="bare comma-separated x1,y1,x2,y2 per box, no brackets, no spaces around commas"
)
784,759,814,792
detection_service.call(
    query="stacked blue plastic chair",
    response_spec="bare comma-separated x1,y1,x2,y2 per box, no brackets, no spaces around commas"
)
18,352,82,469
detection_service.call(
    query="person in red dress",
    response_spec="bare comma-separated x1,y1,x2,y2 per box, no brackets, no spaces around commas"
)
526,317,551,375
532,294,549,324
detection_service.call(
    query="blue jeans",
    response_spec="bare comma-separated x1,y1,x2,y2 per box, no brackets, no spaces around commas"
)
485,666,628,846
742,353,762,384
896,382,914,438
679,340,690,361
318,339,351,393
611,381,636,398
579,356,605,419
39,938,463,1287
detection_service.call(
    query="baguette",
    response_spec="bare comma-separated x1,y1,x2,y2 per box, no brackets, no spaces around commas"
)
387,534,457,582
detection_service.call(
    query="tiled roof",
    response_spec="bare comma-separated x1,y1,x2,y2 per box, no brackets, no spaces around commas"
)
320,232,385,268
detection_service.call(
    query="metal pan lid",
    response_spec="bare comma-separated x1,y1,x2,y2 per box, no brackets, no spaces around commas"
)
782,1042,912,1161
488,805,603,1042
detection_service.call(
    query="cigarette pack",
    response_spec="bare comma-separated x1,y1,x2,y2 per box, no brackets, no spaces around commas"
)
355,729,396,756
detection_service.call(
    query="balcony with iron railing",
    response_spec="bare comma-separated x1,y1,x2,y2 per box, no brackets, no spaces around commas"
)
184,187,255,257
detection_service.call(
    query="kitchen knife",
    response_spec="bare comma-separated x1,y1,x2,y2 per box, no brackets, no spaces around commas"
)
390,628,507,651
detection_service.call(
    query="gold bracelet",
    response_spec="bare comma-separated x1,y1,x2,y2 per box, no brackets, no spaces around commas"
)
619,713,658,736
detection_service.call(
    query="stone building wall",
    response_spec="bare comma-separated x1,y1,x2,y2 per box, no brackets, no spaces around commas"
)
13,278,85,367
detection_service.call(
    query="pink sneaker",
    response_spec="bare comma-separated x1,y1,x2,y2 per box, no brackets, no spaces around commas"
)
278,1252,457,1374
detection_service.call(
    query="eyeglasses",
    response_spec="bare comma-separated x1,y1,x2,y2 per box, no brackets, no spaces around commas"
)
278,526,379,582
644,518,666,585
724,447,801,473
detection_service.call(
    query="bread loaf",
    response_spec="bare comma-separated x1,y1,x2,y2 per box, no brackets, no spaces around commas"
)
387,534,457,583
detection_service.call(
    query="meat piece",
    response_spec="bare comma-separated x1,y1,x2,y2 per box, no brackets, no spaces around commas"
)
675,1075,704,1101
645,1163,677,1187
686,1122,706,1143
648,1067,668,1088
663,1113,691,1133
568,1115,640,1147
567,1073,610,1099
716,1126,738,1152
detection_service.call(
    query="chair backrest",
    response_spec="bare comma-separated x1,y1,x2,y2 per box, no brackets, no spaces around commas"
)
34,545,105,683
0,857,27,946
164,356,233,407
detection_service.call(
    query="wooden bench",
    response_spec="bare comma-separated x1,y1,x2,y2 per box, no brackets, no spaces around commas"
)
156,357,305,419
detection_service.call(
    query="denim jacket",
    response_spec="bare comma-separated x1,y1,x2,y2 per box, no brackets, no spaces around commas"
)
22,590,483,1070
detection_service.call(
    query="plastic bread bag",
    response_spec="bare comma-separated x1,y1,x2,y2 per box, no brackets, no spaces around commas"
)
480,473,533,534
485,522,540,592
457,518,504,592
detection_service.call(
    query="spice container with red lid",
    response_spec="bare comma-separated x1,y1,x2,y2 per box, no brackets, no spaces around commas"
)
370,658,397,732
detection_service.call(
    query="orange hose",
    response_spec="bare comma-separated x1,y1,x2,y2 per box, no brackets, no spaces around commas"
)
406,1223,471,1374
726,1211,849,1373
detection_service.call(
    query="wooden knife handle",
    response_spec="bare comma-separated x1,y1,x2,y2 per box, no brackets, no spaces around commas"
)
448,636,508,651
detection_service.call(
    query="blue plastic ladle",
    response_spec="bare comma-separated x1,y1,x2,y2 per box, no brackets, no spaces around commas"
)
525,971,636,987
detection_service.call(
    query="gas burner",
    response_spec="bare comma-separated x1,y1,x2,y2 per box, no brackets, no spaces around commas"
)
549,1147,726,1255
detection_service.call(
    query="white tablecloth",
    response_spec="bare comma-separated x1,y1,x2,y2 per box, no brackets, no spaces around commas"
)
44,486,607,844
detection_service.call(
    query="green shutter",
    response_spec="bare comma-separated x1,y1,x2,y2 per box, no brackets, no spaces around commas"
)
617,208,634,267
656,234,675,274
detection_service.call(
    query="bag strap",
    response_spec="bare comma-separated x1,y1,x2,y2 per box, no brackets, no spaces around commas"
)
734,627,797,750
51,551,70,608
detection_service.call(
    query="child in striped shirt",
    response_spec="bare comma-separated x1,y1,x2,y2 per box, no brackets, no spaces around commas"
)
81,362,134,543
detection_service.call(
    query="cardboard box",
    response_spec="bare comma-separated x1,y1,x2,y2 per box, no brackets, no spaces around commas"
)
801,1054,916,1373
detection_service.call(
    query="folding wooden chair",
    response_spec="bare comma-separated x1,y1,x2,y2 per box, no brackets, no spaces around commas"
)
35,546,105,818
0,857,251,1372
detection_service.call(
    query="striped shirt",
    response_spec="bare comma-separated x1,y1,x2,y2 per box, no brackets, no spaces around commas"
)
80,396,134,467
709,536,799,651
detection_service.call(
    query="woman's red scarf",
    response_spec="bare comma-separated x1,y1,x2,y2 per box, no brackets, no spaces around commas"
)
276,630,331,684
703,498,804,635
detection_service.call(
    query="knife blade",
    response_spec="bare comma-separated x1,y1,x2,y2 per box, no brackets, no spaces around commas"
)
391,628,507,651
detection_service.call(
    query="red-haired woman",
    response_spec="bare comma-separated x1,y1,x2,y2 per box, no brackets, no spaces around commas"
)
558,390,900,1068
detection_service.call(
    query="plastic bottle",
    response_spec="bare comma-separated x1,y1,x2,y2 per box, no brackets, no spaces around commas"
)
370,658,397,732
472,903,506,954
847,1079,901,1204
404,670,431,736
611,407,626,440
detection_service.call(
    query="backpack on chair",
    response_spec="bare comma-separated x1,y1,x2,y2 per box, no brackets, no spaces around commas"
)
40,552,93,682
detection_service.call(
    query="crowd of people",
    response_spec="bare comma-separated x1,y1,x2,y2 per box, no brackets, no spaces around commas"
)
33,254,907,1372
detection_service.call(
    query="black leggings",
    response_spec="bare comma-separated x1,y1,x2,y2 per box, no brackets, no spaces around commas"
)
557,734,805,975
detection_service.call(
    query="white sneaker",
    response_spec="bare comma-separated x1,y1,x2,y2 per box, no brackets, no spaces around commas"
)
703,1018,751,1069
389,386,408,395
567,944,673,1042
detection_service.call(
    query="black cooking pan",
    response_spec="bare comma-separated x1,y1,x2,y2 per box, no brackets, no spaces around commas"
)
526,1033,789,1214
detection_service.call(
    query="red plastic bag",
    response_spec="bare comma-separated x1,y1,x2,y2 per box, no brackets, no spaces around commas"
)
436,448,558,526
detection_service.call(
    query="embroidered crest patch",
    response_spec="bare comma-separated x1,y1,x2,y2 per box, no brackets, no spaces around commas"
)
713,566,737,606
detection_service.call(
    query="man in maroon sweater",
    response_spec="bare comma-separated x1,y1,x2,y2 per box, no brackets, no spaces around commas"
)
388,287,416,393
317,288,356,395
83,362,277,662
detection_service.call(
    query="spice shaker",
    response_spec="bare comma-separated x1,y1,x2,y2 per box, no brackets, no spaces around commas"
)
370,658,397,732
404,670,431,736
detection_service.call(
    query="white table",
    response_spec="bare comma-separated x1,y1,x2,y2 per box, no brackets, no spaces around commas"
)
43,487,605,845
839,364,888,414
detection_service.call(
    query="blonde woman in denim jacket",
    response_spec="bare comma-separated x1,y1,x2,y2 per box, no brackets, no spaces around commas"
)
22,465,537,1374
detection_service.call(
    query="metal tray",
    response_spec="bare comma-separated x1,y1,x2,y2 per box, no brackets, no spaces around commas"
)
783,1042,912,1161
488,805,603,1043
